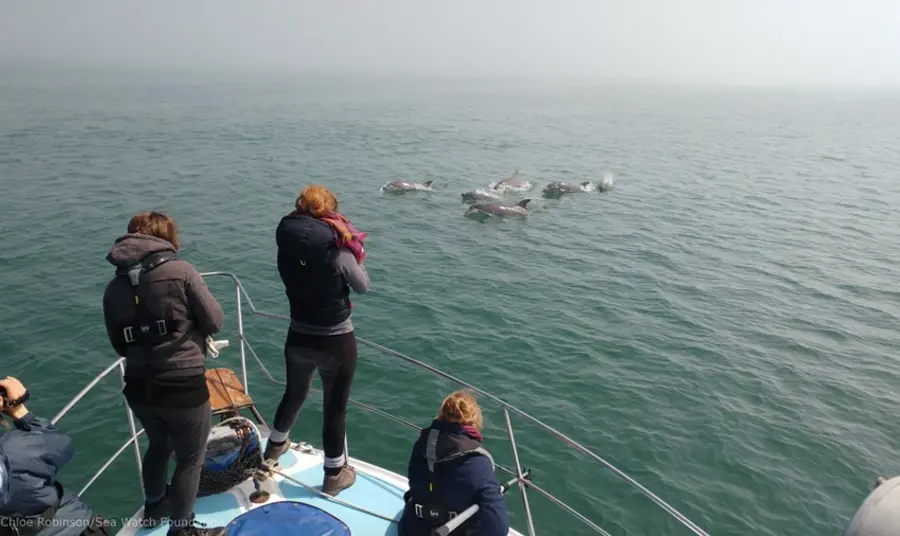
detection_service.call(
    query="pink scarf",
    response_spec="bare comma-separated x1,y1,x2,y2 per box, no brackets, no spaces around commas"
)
461,425,483,442
319,211,367,263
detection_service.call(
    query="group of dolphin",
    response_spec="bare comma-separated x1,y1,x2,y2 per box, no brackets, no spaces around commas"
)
380,170,614,219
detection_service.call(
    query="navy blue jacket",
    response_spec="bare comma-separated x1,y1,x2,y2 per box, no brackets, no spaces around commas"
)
0,413,94,536
399,420,509,536
276,212,351,327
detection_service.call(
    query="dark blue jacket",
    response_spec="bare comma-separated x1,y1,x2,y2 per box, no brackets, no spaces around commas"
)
399,420,509,536
0,413,94,536
276,212,351,327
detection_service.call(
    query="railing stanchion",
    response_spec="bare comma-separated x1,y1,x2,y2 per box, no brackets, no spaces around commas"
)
504,407,537,536
236,282,249,394
119,361,144,499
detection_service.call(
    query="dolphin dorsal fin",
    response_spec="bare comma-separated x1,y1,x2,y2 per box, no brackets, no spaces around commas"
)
581,181,591,187
516,198,531,208
424,180,434,187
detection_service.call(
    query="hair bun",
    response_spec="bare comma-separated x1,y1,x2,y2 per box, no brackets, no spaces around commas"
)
438,390,483,430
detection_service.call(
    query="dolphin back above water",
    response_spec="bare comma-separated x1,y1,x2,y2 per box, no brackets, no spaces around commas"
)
542,180,593,197
491,170,531,191
460,189,502,204
465,198,533,218
381,180,434,193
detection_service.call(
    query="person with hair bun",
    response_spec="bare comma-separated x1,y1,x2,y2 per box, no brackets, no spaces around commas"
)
102,211,225,536
266,185,369,497
399,390,510,536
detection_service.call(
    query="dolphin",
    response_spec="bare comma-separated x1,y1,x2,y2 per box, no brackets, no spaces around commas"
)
542,181,592,198
381,180,434,193
491,170,531,191
465,198,533,218
460,189,502,204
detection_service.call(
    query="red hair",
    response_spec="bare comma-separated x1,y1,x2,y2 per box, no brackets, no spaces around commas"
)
437,390,483,430
295,185,338,218
127,211,180,249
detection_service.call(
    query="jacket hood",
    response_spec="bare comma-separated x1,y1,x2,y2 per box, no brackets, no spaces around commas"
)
425,420,484,462
106,233,176,268
429,419,481,441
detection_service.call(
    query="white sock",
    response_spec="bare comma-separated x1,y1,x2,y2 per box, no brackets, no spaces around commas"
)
324,454,346,469
269,430,289,444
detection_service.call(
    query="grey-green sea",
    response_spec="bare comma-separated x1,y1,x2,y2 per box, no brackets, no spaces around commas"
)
2,72,900,536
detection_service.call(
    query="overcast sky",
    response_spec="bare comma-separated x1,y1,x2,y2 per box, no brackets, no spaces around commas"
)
2,0,899,86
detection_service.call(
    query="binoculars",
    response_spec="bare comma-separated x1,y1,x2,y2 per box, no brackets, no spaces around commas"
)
0,386,29,408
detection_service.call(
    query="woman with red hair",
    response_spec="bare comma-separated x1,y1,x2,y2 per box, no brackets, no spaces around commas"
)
399,391,509,536
265,185,369,497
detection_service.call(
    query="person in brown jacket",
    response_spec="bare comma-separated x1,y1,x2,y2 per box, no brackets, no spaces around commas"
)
102,211,225,536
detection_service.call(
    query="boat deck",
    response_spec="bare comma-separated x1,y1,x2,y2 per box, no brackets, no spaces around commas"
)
121,439,408,536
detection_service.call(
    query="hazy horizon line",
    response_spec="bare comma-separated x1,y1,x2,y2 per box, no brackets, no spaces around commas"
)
4,58,900,91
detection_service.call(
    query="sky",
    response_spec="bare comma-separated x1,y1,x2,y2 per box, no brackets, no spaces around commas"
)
1,0,899,87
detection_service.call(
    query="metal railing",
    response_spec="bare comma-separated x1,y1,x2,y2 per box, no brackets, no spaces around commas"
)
51,271,709,536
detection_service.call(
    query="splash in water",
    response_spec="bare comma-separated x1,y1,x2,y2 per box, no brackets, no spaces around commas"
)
489,180,533,193
599,171,615,191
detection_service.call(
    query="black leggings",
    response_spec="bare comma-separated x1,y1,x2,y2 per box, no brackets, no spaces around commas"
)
272,330,358,463
131,400,211,528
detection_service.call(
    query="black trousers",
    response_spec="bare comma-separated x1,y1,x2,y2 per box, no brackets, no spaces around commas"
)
130,400,211,529
272,330,358,462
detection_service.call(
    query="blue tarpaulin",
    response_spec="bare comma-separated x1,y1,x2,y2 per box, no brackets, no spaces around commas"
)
203,422,260,471
227,501,351,535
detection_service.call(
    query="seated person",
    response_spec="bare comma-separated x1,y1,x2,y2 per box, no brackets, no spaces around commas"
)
399,390,510,536
0,377,108,536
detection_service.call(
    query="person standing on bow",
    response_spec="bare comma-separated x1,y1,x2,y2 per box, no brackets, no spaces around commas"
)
0,377,110,536
265,184,369,497
102,211,225,536
399,391,509,536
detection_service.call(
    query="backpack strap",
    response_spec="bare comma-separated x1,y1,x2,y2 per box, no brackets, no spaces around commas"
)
425,428,440,473
434,446,494,471
411,432,494,531
123,254,177,298
425,428,494,472
118,253,177,347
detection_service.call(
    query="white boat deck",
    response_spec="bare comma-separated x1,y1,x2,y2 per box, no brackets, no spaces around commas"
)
118,439,423,536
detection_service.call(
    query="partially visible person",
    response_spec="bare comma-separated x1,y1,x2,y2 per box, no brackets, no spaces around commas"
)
844,475,900,536
399,390,509,536
102,211,225,536
0,377,109,536
265,185,369,497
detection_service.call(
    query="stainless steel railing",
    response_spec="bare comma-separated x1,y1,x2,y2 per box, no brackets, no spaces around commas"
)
51,358,146,499
50,271,709,536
